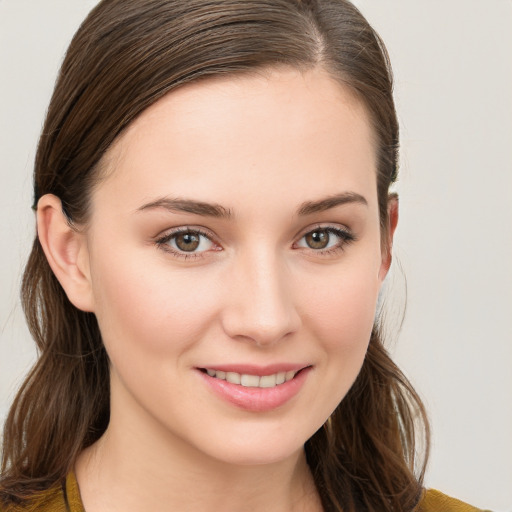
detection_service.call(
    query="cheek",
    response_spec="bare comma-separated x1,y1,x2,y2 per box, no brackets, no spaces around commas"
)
272,260,381,436
299,263,381,348
89,247,223,358
298,257,381,396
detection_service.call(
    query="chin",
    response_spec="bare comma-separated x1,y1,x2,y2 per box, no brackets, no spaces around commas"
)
188,421,316,467
210,444,304,467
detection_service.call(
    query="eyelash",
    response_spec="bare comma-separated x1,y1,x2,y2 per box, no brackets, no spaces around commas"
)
155,227,218,260
294,226,356,256
155,225,356,260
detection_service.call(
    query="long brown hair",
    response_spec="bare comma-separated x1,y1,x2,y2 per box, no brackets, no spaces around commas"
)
1,1,429,510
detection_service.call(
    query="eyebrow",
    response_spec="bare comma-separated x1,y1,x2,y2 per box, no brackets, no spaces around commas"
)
137,197,232,218
136,191,367,219
297,192,368,215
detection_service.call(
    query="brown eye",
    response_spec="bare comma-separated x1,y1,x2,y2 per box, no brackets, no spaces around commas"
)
296,226,354,254
160,229,215,255
175,232,200,252
304,229,330,249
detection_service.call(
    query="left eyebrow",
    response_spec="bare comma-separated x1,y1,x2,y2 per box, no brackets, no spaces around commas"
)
297,192,368,216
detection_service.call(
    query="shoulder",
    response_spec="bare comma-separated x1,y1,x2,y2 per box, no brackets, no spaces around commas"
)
0,487,63,512
0,474,84,512
418,489,490,512
0,485,65,512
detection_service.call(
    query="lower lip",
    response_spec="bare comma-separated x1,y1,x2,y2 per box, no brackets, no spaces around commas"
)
198,367,311,412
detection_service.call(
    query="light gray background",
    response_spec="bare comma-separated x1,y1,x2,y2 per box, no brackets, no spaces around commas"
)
1,1,511,510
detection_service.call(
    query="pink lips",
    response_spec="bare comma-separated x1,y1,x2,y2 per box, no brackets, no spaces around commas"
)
197,364,311,412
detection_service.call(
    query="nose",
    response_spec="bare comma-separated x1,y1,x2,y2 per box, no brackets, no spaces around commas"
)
220,248,301,346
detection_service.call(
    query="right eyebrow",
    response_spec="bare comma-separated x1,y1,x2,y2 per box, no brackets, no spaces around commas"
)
136,197,233,219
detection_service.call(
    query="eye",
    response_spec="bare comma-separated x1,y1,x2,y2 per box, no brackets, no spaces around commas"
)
295,226,354,253
156,228,217,256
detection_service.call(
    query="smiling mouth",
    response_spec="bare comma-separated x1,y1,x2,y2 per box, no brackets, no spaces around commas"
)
199,368,304,389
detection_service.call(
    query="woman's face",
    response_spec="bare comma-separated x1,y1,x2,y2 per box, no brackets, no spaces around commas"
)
83,67,391,465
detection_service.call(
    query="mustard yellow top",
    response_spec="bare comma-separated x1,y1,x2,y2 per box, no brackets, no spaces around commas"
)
2,472,487,512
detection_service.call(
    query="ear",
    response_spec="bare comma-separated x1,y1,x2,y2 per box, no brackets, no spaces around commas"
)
378,193,399,282
37,194,95,312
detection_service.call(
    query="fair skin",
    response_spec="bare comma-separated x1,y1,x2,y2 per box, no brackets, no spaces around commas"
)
38,66,397,512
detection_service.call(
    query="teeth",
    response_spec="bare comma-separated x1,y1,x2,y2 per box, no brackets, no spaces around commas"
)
259,374,277,388
205,369,298,388
241,374,260,387
226,372,241,385
285,370,295,381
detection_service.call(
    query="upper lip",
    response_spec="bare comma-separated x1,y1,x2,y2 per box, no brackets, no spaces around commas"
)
197,363,310,376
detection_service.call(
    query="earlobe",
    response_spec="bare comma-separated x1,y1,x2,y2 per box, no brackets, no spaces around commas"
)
37,194,95,312
378,193,399,281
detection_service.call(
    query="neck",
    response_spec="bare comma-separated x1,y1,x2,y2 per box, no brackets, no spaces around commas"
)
75,411,321,512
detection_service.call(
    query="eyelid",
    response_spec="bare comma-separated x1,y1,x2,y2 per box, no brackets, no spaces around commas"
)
155,226,222,259
155,225,217,241
153,223,355,260
293,223,356,253
294,222,353,240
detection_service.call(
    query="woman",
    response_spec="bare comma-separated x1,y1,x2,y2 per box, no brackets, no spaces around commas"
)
0,1,487,511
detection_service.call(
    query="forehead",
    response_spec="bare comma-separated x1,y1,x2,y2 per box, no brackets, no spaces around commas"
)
93,66,377,214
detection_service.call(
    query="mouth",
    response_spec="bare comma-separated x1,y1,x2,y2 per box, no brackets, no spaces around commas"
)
199,368,303,389
196,364,312,411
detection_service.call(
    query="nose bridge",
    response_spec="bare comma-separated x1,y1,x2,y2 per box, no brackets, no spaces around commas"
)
222,244,300,345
